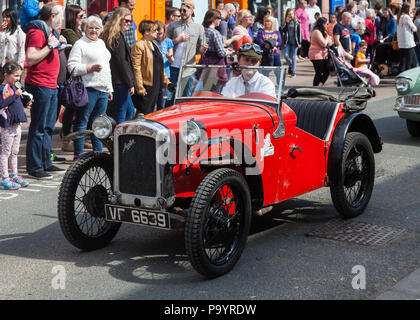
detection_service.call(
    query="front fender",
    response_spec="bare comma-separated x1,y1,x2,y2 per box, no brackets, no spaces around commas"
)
327,113,382,185
64,130,114,154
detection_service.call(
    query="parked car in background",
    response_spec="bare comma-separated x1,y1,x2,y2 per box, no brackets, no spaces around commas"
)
394,66,420,137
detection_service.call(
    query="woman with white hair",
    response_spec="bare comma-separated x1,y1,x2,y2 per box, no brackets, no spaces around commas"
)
67,15,113,160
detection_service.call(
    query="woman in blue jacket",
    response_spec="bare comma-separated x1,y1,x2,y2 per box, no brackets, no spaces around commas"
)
382,8,397,41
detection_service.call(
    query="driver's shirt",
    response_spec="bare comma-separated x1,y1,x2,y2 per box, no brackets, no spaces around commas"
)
221,71,276,98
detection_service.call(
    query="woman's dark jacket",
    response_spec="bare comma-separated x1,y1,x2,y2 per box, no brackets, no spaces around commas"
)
281,20,302,46
107,33,135,88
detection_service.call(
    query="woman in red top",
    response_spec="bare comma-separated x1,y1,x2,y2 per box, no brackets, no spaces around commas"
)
364,9,377,57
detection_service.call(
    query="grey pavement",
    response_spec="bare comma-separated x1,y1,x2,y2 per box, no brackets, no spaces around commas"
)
15,60,420,300
376,268,420,300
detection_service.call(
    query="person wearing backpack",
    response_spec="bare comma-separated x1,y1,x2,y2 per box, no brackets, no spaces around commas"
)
24,2,66,180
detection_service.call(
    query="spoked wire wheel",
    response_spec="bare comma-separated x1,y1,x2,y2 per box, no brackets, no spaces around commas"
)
203,184,243,264
185,169,251,278
58,152,121,250
74,165,111,237
331,132,375,218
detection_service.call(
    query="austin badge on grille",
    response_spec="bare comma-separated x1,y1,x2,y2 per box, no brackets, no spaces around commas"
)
123,139,136,153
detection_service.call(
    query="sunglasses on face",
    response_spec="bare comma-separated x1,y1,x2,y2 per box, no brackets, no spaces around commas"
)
181,5,191,13
123,18,132,24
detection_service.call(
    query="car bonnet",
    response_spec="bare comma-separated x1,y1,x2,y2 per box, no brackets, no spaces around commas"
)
146,100,278,134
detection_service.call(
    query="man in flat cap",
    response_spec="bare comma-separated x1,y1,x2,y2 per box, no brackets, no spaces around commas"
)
222,43,276,98
167,0,207,105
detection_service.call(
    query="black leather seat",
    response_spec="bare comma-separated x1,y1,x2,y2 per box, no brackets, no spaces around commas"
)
284,99,338,140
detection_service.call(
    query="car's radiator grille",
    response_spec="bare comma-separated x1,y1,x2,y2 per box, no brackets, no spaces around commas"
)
118,134,156,196
404,95,420,106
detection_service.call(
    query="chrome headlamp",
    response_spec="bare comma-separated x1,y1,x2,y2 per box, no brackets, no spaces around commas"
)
181,119,206,146
395,77,411,93
92,115,115,139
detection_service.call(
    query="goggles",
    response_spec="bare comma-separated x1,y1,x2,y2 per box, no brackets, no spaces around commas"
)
238,43,263,55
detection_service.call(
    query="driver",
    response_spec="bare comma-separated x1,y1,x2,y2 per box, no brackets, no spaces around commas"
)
221,43,276,98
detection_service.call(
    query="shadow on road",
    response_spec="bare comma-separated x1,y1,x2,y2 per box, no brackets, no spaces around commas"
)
0,196,336,286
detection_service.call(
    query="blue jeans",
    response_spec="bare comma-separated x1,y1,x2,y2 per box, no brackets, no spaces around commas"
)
25,83,58,173
157,84,168,110
73,88,109,156
168,66,194,106
113,84,135,124
284,43,299,74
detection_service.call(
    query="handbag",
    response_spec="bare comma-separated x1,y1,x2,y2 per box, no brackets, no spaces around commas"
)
392,35,399,51
60,68,89,109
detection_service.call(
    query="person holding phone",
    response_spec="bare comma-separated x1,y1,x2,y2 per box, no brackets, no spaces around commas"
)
0,8,26,76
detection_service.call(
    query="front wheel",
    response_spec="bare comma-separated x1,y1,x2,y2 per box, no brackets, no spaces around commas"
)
330,132,375,218
58,152,120,251
185,169,252,278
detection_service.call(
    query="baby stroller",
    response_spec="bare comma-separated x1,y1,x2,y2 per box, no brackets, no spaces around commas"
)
327,46,370,87
370,41,400,78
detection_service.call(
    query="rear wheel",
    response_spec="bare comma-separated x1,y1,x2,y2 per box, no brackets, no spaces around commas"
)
406,120,420,137
58,152,120,251
330,132,375,218
185,169,252,278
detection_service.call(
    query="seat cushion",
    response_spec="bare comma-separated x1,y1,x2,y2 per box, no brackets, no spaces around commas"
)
284,99,338,140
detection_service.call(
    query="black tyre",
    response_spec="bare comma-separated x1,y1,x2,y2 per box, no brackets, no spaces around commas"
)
185,168,252,278
330,132,375,218
406,120,420,137
58,152,120,251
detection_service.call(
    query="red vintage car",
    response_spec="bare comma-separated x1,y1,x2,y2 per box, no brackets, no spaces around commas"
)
58,65,382,278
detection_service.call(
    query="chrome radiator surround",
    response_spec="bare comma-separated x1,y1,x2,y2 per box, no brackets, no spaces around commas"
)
113,117,175,210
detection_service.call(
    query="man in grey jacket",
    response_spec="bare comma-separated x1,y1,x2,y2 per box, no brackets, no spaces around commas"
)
167,0,207,104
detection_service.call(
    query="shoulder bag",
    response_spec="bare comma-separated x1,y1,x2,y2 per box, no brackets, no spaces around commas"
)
60,67,89,109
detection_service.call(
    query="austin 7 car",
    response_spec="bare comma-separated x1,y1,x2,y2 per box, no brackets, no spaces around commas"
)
58,65,382,278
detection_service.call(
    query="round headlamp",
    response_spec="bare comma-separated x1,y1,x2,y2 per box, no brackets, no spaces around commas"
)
181,120,204,146
92,115,114,139
395,78,410,93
